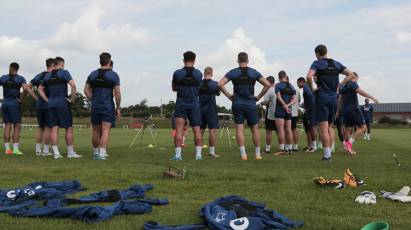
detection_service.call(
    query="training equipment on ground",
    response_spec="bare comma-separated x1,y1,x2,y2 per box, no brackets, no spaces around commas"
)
344,169,365,187
274,150,289,156
163,165,194,180
393,154,401,168
202,145,208,148
0,181,168,223
313,177,345,189
148,144,155,148
381,186,411,203
360,221,390,230
219,119,232,149
144,195,304,230
129,117,158,148
163,166,184,180
355,191,377,204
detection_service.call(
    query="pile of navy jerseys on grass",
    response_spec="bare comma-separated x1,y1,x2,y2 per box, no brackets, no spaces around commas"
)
144,195,304,230
0,180,168,223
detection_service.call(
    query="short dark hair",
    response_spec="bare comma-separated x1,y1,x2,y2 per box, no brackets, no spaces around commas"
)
278,70,287,80
266,76,275,84
183,51,196,62
46,58,55,68
297,77,306,83
9,62,19,72
55,56,65,64
237,52,248,63
314,44,327,56
110,60,113,67
353,72,359,78
100,52,111,66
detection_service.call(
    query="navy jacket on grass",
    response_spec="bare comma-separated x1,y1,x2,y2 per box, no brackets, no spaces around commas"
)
9,199,168,223
0,181,167,223
145,195,304,230
0,180,84,205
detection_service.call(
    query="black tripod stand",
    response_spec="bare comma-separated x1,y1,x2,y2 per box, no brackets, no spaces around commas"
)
219,119,232,149
129,117,158,148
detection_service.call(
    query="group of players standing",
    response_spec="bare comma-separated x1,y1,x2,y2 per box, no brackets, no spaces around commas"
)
172,44,378,162
0,45,377,162
0,53,121,160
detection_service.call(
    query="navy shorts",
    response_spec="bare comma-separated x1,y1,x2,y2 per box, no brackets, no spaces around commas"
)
265,118,276,131
364,119,371,125
343,109,365,128
303,107,318,130
2,105,21,124
37,108,49,128
48,106,73,128
232,103,259,126
91,111,115,127
275,107,292,120
174,106,201,127
303,114,310,131
315,94,337,123
200,109,219,129
291,117,298,129
304,108,317,126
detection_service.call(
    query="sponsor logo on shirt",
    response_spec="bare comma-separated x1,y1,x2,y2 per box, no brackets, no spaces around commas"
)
229,217,249,230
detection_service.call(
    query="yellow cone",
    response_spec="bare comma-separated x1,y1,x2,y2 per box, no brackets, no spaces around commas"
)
203,145,208,148
148,144,155,148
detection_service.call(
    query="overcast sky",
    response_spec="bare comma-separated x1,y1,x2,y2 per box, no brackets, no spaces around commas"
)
1,0,410,107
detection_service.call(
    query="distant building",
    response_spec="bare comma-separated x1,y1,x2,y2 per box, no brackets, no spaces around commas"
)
370,103,411,122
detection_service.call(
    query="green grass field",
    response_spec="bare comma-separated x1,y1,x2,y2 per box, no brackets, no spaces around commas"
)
0,127,410,230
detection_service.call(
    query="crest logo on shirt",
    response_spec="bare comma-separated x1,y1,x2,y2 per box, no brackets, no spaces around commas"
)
229,217,249,230
6,190,17,199
6,188,38,200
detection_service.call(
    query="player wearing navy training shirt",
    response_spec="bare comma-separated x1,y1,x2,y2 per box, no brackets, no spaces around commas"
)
306,44,355,162
199,67,220,157
219,52,270,160
38,57,82,159
274,71,297,155
1,62,38,155
84,53,121,160
171,51,203,161
297,77,317,152
361,98,374,140
337,72,378,154
29,58,55,156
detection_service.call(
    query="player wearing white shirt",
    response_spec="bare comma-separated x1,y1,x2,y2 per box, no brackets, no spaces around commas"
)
261,76,276,153
290,78,299,151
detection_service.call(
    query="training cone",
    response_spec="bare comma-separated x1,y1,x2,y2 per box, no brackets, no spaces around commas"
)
360,221,389,230
203,145,208,148
232,136,236,139
148,144,155,148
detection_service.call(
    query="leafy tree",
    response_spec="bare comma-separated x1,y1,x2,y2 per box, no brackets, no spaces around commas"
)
70,92,91,117
21,94,37,116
